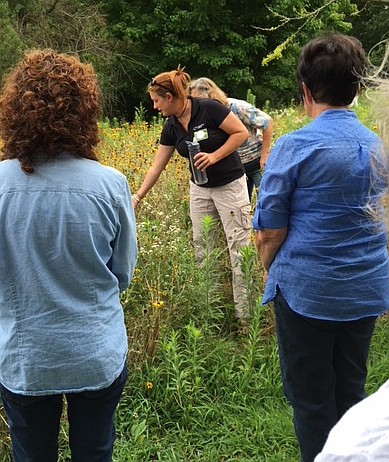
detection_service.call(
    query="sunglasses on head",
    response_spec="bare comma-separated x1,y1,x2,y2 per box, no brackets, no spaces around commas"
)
149,79,175,95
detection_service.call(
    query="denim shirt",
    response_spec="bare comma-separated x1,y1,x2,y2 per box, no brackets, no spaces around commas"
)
253,110,389,320
0,154,137,395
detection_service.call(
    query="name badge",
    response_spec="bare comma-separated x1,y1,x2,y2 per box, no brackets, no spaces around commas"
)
193,129,209,142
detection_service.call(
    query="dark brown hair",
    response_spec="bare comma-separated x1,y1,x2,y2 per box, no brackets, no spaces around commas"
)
297,33,366,106
0,49,101,174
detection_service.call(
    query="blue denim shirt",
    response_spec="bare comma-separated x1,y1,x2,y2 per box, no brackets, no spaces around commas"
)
0,154,137,395
253,110,389,320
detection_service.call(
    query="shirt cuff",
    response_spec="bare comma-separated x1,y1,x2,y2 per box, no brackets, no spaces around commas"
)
253,208,289,230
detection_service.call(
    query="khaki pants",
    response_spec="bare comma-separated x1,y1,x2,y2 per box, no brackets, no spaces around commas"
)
189,175,251,318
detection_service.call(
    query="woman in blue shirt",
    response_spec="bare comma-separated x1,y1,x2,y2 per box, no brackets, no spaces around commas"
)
254,33,389,462
0,50,137,462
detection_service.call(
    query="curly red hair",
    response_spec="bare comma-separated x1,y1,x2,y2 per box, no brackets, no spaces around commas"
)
0,49,101,173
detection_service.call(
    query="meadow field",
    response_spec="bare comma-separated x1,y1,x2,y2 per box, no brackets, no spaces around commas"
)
1,101,389,461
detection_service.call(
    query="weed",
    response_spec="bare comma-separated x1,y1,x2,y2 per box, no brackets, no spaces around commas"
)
1,100,387,461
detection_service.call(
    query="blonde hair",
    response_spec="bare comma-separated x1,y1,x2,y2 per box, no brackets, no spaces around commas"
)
147,66,190,103
374,80,389,151
365,41,389,223
189,77,228,106
368,42,389,151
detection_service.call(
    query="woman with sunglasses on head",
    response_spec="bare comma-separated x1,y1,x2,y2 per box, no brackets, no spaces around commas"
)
189,77,273,201
133,68,251,324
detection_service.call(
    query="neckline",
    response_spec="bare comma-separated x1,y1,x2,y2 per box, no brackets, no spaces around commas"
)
176,99,188,119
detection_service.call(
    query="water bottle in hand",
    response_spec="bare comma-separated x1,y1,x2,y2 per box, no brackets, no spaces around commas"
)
186,141,208,185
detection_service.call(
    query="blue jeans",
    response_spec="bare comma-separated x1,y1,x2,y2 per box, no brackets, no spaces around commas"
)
245,169,261,201
0,365,127,462
274,289,376,462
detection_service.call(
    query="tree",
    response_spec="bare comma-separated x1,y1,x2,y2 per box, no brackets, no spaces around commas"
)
0,0,380,120
2,0,126,116
100,0,269,118
101,0,361,118
351,0,389,67
252,0,358,104
0,1,24,81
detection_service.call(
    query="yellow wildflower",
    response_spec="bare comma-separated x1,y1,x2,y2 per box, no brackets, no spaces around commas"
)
152,300,164,309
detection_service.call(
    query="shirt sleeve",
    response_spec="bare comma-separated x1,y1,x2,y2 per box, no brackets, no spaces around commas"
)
204,98,231,127
159,119,176,146
253,135,297,231
314,380,389,462
228,99,271,131
110,176,138,292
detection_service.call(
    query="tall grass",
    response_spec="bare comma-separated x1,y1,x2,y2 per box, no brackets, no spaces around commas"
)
1,99,388,461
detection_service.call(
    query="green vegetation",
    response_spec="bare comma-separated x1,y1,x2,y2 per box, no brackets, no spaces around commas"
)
1,100,388,461
0,1,387,119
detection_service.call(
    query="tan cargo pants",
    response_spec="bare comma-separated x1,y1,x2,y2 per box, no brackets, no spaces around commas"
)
189,175,252,319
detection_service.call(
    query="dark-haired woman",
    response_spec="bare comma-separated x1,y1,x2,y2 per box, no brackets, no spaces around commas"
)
254,33,389,462
133,68,251,322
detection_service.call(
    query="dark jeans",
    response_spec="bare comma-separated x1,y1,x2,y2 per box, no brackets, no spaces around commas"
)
0,365,127,462
243,158,262,201
246,170,261,201
274,289,377,462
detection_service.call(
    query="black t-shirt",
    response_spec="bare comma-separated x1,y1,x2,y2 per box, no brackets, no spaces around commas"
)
159,97,244,187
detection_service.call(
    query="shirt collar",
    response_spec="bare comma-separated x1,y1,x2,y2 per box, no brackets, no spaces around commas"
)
169,96,198,127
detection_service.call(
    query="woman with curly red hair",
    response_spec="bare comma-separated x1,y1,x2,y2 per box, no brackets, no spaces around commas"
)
0,50,137,462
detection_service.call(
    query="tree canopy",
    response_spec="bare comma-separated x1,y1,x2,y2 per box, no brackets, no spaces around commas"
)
0,0,387,120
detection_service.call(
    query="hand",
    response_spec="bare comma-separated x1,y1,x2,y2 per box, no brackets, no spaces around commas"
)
260,152,269,169
132,194,141,209
194,152,216,171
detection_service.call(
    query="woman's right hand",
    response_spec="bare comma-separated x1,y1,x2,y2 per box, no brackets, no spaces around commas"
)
132,193,141,209
132,144,175,210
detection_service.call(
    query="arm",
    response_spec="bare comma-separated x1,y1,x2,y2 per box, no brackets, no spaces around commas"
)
255,227,288,271
260,118,273,169
194,112,248,171
111,179,138,292
133,144,175,208
231,100,273,170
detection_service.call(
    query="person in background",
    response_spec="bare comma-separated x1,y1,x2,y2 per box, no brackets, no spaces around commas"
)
0,49,137,462
133,68,252,325
253,33,389,462
314,45,389,462
189,77,273,201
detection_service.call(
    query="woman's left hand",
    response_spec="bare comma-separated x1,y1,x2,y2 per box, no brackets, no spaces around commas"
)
194,152,216,171
260,150,269,169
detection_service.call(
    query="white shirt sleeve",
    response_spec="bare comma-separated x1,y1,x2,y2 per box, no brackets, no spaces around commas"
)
314,379,389,462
